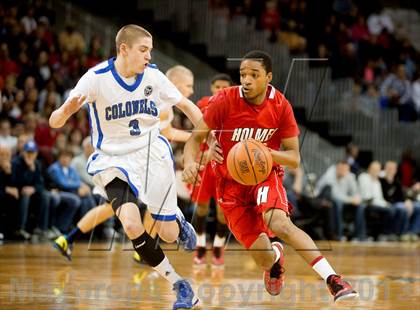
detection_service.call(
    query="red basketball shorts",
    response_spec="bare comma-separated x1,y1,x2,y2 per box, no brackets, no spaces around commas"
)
188,163,217,205
215,166,292,249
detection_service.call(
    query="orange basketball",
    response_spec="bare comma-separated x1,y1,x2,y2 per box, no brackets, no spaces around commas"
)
226,139,273,185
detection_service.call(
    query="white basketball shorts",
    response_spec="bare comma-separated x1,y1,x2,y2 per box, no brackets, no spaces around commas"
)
87,135,177,221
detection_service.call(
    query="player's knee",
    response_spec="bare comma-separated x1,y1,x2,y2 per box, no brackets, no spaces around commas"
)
265,213,293,240
122,219,143,238
271,220,293,240
196,203,209,217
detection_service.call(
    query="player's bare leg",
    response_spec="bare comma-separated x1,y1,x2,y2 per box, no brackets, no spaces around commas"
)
263,208,358,302
53,203,114,261
212,205,227,266
263,209,320,263
116,202,145,239
192,202,210,265
78,203,114,232
249,233,285,296
146,208,196,251
116,201,198,308
134,208,197,264
133,210,156,264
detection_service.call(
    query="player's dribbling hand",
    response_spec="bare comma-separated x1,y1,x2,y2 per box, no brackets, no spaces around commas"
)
182,162,204,185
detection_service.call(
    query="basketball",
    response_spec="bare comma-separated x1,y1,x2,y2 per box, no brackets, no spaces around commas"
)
226,139,273,185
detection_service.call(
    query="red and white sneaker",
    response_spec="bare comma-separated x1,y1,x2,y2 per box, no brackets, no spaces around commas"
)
263,242,285,296
327,274,358,302
212,247,224,266
193,247,207,265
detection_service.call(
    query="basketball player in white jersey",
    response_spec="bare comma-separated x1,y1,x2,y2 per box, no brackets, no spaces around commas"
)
49,25,199,309
52,65,197,264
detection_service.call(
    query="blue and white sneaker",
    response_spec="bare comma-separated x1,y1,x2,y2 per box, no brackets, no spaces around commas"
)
176,208,197,251
173,279,199,310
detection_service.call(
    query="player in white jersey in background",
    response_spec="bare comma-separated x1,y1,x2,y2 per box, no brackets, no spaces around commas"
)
49,25,199,309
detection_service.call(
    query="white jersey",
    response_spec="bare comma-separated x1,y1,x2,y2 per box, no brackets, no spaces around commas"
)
69,58,182,155
159,104,174,130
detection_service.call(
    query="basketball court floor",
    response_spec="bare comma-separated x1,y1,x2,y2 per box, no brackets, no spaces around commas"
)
0,241,418,309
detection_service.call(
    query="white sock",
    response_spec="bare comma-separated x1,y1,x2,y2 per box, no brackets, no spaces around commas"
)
197,233,206,247
272,244,281,263
153,256,182,285
311,256,336,281
213,235,226,248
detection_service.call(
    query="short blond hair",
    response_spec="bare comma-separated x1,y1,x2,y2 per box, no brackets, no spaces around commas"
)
115,24,152,54
166,65,193,82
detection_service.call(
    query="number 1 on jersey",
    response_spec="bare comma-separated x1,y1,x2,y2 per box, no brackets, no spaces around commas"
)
129,119,141,136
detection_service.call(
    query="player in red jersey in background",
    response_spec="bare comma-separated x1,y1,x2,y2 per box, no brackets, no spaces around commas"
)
191,74,233,266
183,50,357,302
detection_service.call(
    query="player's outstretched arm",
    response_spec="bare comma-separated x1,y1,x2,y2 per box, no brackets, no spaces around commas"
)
269,136,301,169
160,124,191,143
182,118,211,184
49,95,86,128
175,97,202,127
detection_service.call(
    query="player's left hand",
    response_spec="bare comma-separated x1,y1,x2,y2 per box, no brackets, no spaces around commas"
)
208,132,223,163
209,141,223,163
182,162,204,185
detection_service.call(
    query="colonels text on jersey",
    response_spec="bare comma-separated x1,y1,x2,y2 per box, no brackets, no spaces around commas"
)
203,85,300,178
69,58,182,155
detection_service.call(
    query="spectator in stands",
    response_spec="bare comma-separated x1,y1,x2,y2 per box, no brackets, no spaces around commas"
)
0,146,19,240
283,166,304,218
260,0,280,33
345,143,361,175
315,161,366,241
45,154,81,235
58,24,86,55
71,137,94,188
14,133,28,155
277,21,307,53
367,8,394,36
12,140,50,239
48,150,95,217
350,16,370,43
20,7,37,35
381,161,420,241
34,108,59,164
0,118,18,152
380,64,415,121
1,76,18,111
68,129,83,156
5,89,24,121
86,35,104,68
412,72,420,120
358,161,406,241
399,149,418,188
0,43,20,78
284,167,334,240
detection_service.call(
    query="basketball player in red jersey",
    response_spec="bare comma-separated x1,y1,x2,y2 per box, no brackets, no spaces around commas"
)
191,74,233,266
182,50,357,301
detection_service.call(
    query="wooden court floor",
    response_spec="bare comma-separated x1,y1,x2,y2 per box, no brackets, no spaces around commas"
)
0,241,419,309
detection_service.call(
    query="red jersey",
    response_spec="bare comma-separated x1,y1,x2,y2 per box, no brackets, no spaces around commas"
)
196,96,212,153
197,96,211,112
203,85,300,179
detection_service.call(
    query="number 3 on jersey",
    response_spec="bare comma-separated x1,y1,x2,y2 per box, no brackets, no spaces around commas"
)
129,119,141,136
